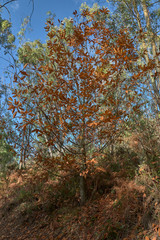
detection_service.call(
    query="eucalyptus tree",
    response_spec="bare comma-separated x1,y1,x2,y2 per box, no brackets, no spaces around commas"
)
0,0,35,169
96,0,160,116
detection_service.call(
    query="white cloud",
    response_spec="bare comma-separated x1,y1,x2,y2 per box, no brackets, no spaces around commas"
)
11,1,19,11
73,0,95,4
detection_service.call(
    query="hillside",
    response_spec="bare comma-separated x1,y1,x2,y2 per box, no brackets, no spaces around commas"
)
0,158,159,240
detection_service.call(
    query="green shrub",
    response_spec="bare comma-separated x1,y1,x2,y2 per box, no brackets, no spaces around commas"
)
16,187,34,203
136,163,160,224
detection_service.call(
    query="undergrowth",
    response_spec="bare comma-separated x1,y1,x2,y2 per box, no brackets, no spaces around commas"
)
0,147,160,240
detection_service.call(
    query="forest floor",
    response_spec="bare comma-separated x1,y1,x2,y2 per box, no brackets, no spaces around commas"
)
0,165,160,240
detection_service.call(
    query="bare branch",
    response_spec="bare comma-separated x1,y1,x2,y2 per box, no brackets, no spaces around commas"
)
0,0,16,9
28,0,34,21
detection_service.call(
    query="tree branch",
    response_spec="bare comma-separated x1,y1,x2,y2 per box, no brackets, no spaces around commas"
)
0,0,16,9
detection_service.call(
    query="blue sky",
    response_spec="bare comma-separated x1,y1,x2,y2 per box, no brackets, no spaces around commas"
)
1,0,107,77
4,0,101,43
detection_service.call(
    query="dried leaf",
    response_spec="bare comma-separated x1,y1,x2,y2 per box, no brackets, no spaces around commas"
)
152,237,157,240
145,237,150,240
13,111,17,118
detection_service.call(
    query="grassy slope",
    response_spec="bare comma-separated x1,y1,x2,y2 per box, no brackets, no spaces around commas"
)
0,161,160,240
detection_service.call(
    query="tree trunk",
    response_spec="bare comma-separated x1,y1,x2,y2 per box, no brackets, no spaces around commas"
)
79,103,87,205
140,0,160,110
79,175,87,205
19,130,26,169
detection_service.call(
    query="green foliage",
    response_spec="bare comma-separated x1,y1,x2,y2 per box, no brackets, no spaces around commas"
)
17,16,31,44
0,134,15,173
18,40,46,65
61,17,74,37
1,20,11,31
128,116,160,171
105,222,125,240
80,2,108,22
54,175,79,203
14,181,44,214
7,33,15,43
136,163,160,223
0,16,15,51
16,187,34,203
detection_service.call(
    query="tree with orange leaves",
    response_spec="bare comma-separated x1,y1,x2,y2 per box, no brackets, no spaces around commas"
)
9,7,149,204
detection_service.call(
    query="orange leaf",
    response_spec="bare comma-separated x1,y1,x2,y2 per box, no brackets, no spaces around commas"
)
20,76,26,80
20,70,29,76
8,97,13,101
67,105,71,111
145,237,150,240
23,63,28,69
13,111,17,118
152,237,157,240
22,124,27,131
8,105,14,111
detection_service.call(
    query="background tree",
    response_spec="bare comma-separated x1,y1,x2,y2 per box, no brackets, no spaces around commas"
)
0,0,35,169
97,0,160,116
